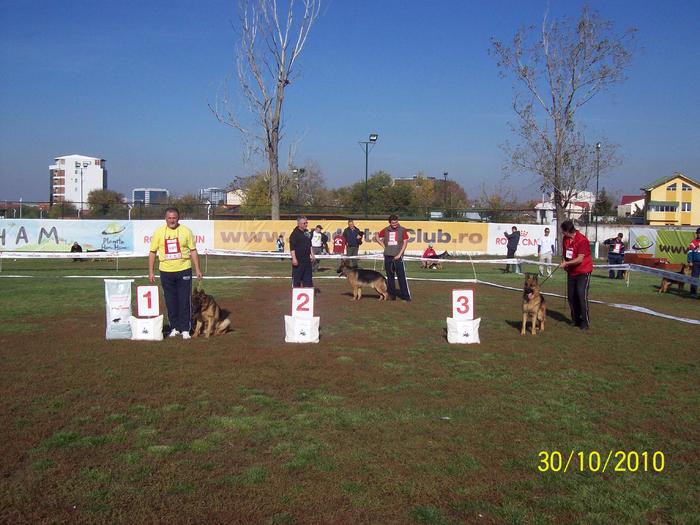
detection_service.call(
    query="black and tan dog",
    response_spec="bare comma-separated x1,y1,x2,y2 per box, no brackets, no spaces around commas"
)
521,274,546,335
191,288,231,337
337,260,389,300
659,264,691,294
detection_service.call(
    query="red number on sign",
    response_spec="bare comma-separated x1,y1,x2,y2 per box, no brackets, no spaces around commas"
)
296,293,310,311
143,290,152,309
455,295,469,314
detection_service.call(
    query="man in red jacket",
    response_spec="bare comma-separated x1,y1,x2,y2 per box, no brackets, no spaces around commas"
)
559,219,593,330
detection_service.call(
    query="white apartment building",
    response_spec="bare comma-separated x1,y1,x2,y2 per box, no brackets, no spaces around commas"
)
49,154,107,210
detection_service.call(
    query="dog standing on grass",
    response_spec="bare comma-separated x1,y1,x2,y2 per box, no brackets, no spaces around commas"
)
337,259,389,301
658,264,691,294
191,288,231,337
521,274,546,335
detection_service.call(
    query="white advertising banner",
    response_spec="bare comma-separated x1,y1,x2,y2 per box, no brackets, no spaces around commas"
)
131,220,214,256
487,223,551,257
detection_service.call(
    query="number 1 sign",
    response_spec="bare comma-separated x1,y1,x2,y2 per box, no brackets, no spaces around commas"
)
452,289,474,320
136,285,160,317
291,288,314,319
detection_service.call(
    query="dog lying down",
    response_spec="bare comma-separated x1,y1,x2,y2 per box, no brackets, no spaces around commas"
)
337,260,389,300
191,288,231,337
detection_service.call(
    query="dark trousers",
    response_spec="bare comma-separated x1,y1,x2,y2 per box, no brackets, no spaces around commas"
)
346,246,359,268
608,254,624,278
384,256,411,300
567,273,591,328
691,263,700,296
160,268,192,333
292,263,313,288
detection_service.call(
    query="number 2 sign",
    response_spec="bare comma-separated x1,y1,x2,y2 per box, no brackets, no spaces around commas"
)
291,288,314,319
452,289,474,320
137,285,160,317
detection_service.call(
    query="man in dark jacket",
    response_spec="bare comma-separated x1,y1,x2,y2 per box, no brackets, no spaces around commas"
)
289,217,315,288
342,219,363,268
504,226,521,274
603,233,626,279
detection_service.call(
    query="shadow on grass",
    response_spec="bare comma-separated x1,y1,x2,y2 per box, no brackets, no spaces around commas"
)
503,307,569,332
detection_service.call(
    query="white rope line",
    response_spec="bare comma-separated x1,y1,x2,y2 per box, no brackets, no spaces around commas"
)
0,269,695,324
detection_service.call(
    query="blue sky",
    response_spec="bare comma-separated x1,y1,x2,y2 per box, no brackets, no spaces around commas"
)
1,0,699,203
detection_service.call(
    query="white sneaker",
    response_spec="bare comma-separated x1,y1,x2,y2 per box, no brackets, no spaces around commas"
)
168,329,181,338
181,332,191,340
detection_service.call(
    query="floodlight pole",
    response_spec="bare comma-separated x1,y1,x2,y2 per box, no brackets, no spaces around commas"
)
443,172,448,216
292,168,305,214
360,133,378,218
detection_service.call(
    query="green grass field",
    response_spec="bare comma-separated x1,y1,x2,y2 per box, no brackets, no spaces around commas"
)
0,256,698,524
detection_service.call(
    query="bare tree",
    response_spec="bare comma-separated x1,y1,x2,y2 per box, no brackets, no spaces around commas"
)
490,6,635,242
210,0,321,219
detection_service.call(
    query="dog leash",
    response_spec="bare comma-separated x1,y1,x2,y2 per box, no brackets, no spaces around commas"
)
538,264,560,287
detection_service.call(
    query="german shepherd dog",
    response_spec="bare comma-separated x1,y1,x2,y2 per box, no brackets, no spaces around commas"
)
659,264,691,294
521,274,546,335
337,259,389,301
191,288,231,337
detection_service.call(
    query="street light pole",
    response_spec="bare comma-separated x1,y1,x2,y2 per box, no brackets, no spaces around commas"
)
443,172,448,217
359,133,378,218
292,168,305,214
76,160,89,218
595,142,601,249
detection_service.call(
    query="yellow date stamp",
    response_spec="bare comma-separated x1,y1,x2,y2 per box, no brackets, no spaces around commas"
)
537,450,665,473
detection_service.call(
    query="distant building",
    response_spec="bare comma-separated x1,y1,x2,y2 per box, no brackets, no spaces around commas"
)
534,190,596,224
617,195,645,217
199,187,227,205
394,175,437,186
641,172,699,225
49,154,107,210
133,188,170,206
226,189,246,207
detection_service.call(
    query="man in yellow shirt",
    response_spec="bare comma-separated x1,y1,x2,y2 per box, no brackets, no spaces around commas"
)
148,207,203,339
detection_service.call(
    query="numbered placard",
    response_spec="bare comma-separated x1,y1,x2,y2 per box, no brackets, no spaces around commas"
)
452,289,474,320
291,288,314,319
136,285,160,317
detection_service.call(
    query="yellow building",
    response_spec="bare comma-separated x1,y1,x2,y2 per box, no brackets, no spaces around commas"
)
642,172,699,226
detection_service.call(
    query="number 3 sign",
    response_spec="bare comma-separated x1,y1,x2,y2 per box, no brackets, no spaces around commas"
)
137,285,160,317
452,289,474,320
291,288,314,319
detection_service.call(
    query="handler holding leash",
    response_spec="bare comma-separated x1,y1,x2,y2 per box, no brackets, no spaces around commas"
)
376,214,411,301
148,207,203,339
559,220,592,330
